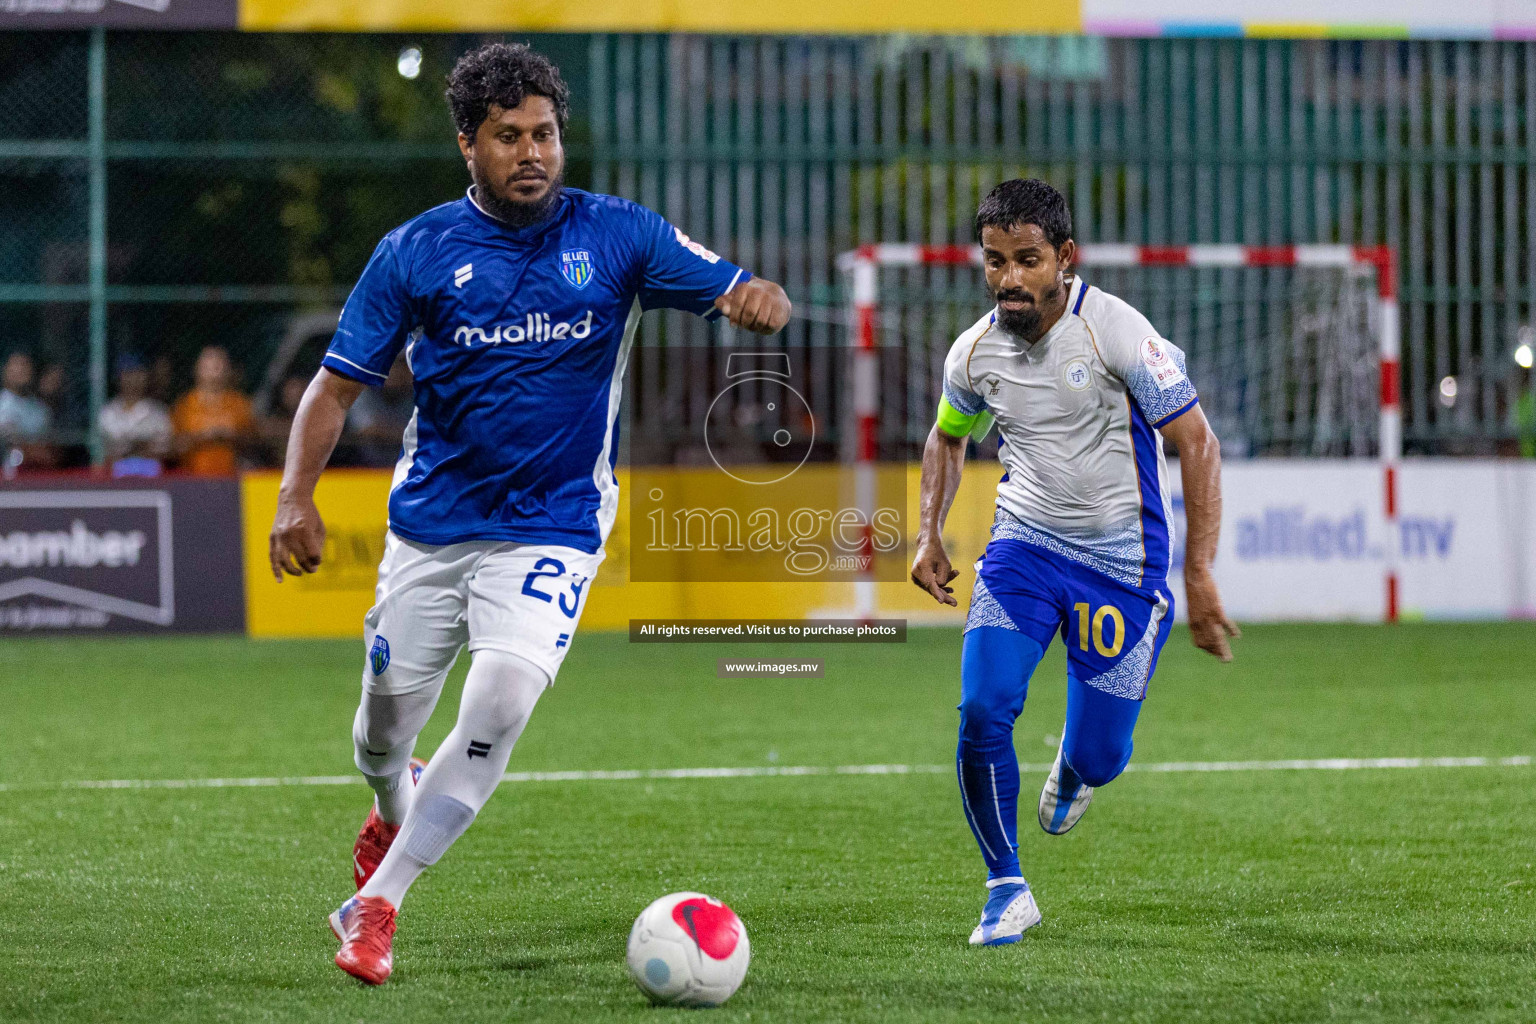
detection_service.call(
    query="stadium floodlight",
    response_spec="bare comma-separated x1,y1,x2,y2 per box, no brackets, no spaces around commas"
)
839,243,1403,623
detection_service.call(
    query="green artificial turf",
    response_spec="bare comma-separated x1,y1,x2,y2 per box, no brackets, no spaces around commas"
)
1,624,1533,1022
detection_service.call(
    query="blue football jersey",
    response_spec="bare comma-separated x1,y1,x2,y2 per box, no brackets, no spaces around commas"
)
322,187,750,552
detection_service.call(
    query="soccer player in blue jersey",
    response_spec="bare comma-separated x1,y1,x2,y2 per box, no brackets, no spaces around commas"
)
268,43,790,984
910,179,1238,945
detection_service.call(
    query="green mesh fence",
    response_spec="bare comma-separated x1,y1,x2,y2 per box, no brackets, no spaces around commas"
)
3,32,1536,463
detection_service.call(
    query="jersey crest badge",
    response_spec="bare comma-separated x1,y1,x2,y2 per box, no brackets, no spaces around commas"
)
370,635,391,676
1064,359,1091,391
986,375,1003,396
560,249,595,290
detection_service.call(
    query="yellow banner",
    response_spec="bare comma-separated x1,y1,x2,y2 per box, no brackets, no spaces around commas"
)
628,464,909,584
242,464,1000,638
242,470,396,638
240,0,1079,34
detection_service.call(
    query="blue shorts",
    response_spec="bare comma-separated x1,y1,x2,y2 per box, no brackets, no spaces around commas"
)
965,536,1175,701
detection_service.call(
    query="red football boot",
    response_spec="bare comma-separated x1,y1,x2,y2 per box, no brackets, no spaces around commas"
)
352,757,427,889
329,895,397,985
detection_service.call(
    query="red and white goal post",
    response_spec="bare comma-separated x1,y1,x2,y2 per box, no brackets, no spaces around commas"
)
840,242,1403,623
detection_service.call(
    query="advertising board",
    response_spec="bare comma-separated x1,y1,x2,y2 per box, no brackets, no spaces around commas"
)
0,478,245,632
1167,460,1536,622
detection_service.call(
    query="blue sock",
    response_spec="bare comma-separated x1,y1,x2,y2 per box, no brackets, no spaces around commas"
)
1061,673,1144,788
957,627,1045,882
957,737,1022,879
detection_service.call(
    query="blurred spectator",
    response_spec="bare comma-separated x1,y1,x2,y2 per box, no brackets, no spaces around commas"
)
347,355,415,466
99,354,173,476
149,353,176,406
0,352,56,474
34,360,95,468
172,345,255,476
260,373,310,466
0,353,50,440
36,362,69,425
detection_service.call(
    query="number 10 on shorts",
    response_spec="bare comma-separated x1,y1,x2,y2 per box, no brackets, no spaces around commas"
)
1073,602,1124,657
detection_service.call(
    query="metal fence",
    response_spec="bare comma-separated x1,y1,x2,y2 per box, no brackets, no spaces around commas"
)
593,34,1536,456
4,32,1536,460
0,30,543,461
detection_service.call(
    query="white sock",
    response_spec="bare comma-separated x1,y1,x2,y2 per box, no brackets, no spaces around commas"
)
360,651,548,907
353,687,439,826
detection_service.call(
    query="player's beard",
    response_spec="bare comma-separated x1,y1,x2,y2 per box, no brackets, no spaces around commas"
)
474,170,566,229
994,301,1040,340
994,281,1062,341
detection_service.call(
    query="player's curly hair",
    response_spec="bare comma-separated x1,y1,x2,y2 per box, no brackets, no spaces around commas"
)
446,42,570,140
974,178,1073,248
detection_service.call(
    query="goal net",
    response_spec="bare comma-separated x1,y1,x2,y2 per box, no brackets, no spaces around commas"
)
837,243,1403,621
841,244,1396,461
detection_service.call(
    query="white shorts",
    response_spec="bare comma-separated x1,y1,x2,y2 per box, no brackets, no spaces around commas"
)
361,530,604,696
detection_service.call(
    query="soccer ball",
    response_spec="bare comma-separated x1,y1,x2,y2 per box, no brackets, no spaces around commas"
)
626,892,750,1007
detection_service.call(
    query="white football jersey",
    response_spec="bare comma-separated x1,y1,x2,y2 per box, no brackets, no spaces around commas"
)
942,275,1199,588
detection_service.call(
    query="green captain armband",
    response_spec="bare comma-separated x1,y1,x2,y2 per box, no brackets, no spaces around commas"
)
936,394,993,441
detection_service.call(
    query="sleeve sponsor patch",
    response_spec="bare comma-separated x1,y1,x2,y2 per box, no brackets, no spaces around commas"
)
1140,336,1186,391
673,228,722,264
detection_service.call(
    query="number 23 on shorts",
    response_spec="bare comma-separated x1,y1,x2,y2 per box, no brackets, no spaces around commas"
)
522,557,587,618
1073,601,1125,658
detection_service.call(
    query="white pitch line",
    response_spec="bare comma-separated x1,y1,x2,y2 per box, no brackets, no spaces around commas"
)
1126,755,1534,773
0,755,1530,794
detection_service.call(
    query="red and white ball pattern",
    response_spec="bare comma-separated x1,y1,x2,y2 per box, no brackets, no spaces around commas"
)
626,892,750,1007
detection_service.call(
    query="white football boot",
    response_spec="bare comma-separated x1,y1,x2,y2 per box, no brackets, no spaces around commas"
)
968,879,1042,946
1038,743,1094,835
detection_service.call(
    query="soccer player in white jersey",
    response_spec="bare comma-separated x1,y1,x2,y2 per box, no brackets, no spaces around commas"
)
267,43,790,984
910,179,1238,946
